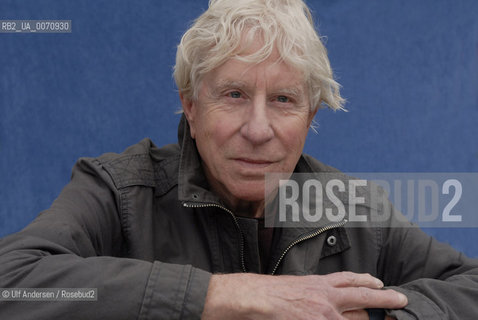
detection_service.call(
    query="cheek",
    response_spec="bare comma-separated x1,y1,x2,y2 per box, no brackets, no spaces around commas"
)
203,115,238,147
280,120,310,151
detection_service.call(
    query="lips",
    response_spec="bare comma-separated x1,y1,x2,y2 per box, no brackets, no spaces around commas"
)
233,158,274,169
236,158,272,164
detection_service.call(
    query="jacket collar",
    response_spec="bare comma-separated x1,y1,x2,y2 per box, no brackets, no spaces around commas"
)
177,114,224,205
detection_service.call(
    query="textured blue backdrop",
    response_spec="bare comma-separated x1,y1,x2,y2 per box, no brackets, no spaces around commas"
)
1,0,477,257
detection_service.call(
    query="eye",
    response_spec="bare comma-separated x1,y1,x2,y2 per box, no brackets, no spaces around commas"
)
277,95,290,103
228,91,242,99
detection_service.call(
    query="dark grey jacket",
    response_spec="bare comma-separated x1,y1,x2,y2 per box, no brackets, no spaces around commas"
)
1,116,477,319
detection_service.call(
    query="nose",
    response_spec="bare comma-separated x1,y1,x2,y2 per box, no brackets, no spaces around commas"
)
239,96,274,145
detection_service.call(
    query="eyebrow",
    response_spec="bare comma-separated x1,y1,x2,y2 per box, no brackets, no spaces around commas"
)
211,79,306,99
274,87,304,99
211,79,249,94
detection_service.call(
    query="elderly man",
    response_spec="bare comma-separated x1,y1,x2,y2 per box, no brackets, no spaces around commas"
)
1,0,477,319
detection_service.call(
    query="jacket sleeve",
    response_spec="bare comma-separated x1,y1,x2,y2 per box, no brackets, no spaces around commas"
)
377,202,478,319
0,157,211,320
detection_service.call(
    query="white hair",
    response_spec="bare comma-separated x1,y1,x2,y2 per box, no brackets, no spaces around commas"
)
174,0,345,112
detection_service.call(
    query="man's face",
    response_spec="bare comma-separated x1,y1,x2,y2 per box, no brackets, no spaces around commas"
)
182,47,316,207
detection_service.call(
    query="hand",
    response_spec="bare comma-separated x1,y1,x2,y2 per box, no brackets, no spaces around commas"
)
201,272,407,320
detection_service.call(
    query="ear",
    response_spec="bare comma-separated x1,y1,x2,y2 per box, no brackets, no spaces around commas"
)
179,92,197,139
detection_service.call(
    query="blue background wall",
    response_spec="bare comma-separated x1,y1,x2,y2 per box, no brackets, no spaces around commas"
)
1,1,477,256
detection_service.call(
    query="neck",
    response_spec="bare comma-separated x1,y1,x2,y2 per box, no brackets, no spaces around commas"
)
204,177,265,219
211,183,266,218
232,200,265,218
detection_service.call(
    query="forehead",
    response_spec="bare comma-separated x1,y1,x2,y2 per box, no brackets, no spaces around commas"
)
204,55,306,91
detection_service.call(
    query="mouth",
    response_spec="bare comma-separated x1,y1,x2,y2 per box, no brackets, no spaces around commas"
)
233,158,274,168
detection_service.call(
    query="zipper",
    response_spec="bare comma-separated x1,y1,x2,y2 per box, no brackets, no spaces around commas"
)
183,202,247,273
270,219,348,275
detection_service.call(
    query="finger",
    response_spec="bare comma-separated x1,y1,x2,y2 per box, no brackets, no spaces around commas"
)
337,288,407,312
325,271,384,289
342,309,370,320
